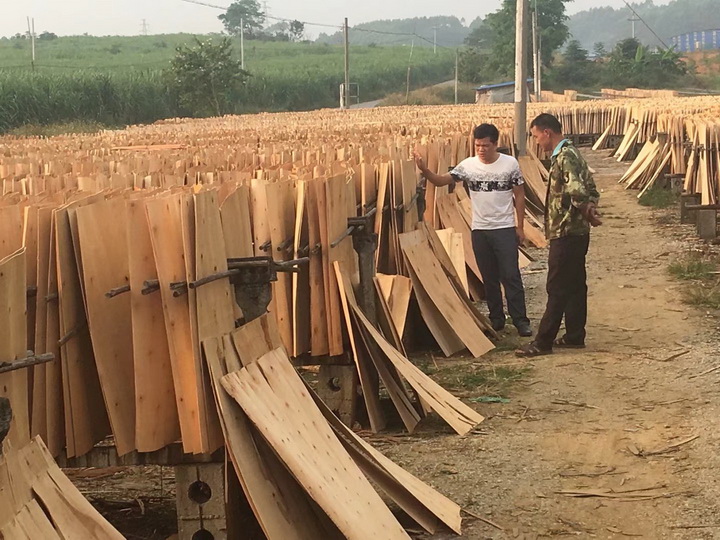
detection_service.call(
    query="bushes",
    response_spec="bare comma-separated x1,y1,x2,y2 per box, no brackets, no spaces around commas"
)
0,71,175,131
0,38,454,132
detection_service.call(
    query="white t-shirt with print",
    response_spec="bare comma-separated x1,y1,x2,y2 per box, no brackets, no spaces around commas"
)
449,153,524,231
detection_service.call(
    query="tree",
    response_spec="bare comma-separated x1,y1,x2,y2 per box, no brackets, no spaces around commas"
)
38,31,58,41
605,38,688,88
593,42,606,58
218,0,265,37
462,0,571,80
169,38,249,117
289,20,305,42
546,39,596,89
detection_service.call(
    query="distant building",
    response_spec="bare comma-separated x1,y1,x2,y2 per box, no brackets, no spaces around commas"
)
671,29,720,53
475,79,534,104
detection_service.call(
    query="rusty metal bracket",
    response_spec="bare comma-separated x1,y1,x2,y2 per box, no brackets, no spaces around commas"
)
58,322,87,347
170,281,189,298
188,269,240,290
0,352,55,375
106,284,131,299
276,236,294,253
141,279,160,295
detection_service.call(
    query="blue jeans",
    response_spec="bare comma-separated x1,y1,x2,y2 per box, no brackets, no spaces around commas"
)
471,227,529,327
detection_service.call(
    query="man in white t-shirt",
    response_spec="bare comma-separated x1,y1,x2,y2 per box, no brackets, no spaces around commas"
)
414,123,532,337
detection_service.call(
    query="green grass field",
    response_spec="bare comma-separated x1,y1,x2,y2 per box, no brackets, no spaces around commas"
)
0,34,455,132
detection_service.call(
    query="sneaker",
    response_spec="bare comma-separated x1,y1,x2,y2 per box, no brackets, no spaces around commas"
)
515,322,533,337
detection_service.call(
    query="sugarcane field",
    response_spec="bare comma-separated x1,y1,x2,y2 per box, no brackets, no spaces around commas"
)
2,1,720,539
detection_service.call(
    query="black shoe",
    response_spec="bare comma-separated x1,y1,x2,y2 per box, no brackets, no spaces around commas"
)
491,320,506,332
516,323,533,337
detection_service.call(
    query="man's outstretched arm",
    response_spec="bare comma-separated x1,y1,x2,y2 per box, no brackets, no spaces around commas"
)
414,152,455,187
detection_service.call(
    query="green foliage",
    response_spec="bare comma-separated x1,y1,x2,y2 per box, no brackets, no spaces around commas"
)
218,0,265,37
638,184,679,208
681,282,720,310
0,71,174,132
288,21,305,42
0,34,453,132
593,42,607,58
38,31,58,41
461,0,571,82
568,0,720,51
668,254,717,280
545,40,597,90
7,120,106,137
669,253,720,310
458,47,490,84
545,36,691,92
169,38,248,117
379,82,476,106
605,38,688,88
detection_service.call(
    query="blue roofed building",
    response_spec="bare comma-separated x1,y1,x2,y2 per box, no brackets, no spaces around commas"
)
475,79,534,104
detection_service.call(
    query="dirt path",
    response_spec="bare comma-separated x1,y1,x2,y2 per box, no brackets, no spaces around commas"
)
380,149,720,539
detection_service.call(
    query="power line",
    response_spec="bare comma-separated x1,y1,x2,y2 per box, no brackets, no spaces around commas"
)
179,0,459,44
621,0,720,101
180,0,341,29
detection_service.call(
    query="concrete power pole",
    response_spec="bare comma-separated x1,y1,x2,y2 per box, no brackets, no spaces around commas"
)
27,17,36,71
240,17,245,70
532,9,540,101
514,0,528,155
343,18,350,109
433,26,438,54
628,16,640,39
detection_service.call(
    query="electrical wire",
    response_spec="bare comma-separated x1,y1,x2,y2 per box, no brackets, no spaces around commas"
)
621,0,720,100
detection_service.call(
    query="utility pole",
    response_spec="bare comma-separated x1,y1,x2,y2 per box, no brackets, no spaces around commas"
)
26,17,36,71
405,39,414,105
432,26,438,54
514,0,528,155
454,49,459,105
240,17,245,70
141,19,149,35
628,16,640,39
532,8,540,101
343,18,349,109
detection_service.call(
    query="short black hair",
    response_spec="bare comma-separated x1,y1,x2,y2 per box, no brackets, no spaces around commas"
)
473,123,499,143
530,113,563,134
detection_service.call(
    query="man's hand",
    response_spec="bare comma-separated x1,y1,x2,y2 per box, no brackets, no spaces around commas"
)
582,203,603,227
413,151,427,173
516,226,526,245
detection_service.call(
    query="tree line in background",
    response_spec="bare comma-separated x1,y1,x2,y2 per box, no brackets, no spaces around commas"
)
458,0,692,91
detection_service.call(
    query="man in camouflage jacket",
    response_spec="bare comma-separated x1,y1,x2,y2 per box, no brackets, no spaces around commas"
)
517,113,601,357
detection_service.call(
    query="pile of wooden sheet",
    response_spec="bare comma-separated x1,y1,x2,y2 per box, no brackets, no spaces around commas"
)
8,98,679,461
203,314,468,538
0,247,29,450
597,98,720,204
0,436,123,539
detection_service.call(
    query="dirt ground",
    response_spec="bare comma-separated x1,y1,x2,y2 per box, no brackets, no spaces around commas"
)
73,148,720,539
379,149,720,539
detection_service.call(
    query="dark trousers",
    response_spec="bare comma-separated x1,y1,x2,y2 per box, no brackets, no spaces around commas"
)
471,228,529,327
535,234,590,349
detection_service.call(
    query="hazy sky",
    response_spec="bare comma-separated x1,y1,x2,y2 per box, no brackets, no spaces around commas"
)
2,0,672,39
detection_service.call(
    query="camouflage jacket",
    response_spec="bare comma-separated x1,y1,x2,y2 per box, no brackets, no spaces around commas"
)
544,140,600,240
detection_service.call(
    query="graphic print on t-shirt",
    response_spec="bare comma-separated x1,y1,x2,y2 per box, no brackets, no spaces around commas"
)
450,153,524,231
